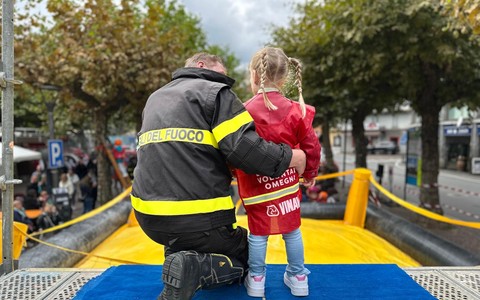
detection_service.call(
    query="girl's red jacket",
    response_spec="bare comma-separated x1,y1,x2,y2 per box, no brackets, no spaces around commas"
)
236,92,321,235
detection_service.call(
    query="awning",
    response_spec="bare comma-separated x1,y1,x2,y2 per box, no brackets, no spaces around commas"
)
0,144,42,164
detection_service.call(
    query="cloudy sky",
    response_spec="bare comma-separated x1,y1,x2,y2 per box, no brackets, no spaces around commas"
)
177,0,302,68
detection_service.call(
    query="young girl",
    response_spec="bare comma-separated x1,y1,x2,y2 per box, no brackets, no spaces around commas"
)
236,47,321,297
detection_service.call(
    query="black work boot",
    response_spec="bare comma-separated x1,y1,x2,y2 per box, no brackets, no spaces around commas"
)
158,251,244,300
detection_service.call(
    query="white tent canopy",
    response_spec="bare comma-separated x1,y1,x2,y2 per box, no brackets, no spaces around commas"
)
0,144,42,164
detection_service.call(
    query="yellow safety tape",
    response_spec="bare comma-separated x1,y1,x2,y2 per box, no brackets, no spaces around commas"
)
30,186,132,237
315,170,355,181
15,223,141,265
369,175,480,229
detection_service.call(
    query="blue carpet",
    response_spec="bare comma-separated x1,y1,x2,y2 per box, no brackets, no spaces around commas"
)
73,264,435,300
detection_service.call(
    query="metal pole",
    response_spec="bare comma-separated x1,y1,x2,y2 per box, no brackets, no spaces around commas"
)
342,119,347,188
41,88,59,191
46,103,55,140
1,0,16,274
47,102,58,189
404,130,409,201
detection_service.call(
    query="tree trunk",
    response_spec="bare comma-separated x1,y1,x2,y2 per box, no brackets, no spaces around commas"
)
135,108,142,134
419,105,442,214
321,121,337,171
351,111,368,168
94,109,112,204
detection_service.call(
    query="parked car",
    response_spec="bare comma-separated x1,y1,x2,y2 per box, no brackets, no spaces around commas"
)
367,140,399,154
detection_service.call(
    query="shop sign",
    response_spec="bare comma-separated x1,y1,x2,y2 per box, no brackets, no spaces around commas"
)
443,125,471,136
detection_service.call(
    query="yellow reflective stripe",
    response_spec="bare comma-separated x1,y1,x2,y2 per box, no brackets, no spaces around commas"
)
212,111,253,143
131,194,234,216
243,183,300,206
138,128,218,149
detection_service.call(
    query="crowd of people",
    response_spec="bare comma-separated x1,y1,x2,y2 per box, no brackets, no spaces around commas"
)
12,157,98,238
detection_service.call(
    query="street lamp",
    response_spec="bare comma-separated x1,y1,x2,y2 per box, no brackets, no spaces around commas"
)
39,84,61,191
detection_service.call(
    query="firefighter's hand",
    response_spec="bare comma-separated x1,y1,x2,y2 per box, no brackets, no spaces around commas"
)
290,149,306,175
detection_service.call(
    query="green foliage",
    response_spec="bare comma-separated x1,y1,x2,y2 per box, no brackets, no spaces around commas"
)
442,0,480,35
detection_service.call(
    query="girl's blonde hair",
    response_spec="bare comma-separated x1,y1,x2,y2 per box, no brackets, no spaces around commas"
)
249,47,306,117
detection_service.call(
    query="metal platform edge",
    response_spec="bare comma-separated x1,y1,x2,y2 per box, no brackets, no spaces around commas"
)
0,266,478,299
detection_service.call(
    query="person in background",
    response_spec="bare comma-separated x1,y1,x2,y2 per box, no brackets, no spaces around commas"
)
79,173,96,213
37,173,49,194
236,47,320,298
131,52,306,300
67,167,80,205
36,203,61,238
13,198,35,233
58,173,75,206
23,188,41,210
112,139,128,179
27,174,40,198
38,190,52,207
75,159,89,180
306,185,321,202
30,164,43,182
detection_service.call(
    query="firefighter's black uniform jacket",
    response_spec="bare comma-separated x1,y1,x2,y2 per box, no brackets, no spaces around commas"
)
131,67,292,234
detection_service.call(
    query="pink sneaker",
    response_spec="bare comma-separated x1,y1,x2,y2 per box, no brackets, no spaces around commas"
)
283,272,309,296
244,272,265,297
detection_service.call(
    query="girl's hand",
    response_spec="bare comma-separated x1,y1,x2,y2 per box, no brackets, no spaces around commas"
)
302,178,315,188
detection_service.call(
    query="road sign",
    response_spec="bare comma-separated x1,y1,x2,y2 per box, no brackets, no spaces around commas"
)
48,139,64,169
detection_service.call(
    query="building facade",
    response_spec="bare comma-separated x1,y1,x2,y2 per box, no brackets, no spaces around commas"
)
330,104,480,174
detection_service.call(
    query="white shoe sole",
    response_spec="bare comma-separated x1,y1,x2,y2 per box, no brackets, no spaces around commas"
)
244,278,265,298
283,273,309,297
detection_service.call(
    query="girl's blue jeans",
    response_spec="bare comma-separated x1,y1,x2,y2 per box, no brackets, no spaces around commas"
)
248,228,310,277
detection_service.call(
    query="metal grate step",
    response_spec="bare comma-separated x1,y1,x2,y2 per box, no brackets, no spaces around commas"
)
0,267,479,299
0,269,102,300
405,267,480,300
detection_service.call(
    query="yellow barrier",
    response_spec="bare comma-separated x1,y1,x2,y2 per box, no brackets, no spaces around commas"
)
370,176,480,229
0,221,28,259
344,168,371,227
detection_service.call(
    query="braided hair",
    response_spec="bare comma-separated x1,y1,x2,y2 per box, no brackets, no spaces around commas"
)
249,47,306,117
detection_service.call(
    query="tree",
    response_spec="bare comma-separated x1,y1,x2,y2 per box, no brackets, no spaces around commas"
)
15,0,207,203
442,0,480,34
391,1,480,211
